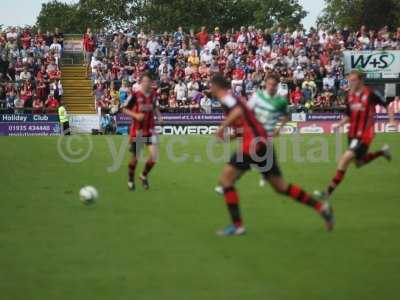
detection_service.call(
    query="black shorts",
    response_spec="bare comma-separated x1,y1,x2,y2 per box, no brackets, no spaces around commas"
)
348,138,369,160
130,136,158,155
62,122,70,135
229,144,282,179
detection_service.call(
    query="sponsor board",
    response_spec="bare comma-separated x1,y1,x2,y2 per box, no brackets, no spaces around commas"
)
116,125,218,135
306,114,343,121
0,114,61,136
117,112,400,126
0,122,61,136
280,122,298,135
116,113,225,125
298,121,400,134
118,123,297,136
291,113,307,122
117,118,399,136
305,113,400,122
0,114,59,123
298,123,326,134
374,122,400,133
70,115,100,133
343,50,400,79
155,125,218,135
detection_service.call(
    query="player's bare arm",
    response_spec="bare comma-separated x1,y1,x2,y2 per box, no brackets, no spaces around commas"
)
155,107,163,124
274,115,289,137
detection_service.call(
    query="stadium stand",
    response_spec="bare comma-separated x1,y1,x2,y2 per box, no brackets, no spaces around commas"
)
1,25,400,115
0,26,63,114
86,25,400,114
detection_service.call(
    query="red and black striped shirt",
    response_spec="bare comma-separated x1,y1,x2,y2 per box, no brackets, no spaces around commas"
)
346,87,387,145
126,90,157,138
221,94,267,154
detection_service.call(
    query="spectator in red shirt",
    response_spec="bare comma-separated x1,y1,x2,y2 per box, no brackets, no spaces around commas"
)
214,27,222,42
83,30,96,75
232,67,245,80
21,28,31,49
36,80,48,101
36,65,49,82
319,50,330,67
32,97,44,114
290,86,303,107
196,27,208,47
45,95,59,113
35,29,45,47
20,81,33,108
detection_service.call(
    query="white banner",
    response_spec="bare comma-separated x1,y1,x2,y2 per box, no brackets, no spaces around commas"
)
64,39,83,52
343,50,400,79
70,115,100,133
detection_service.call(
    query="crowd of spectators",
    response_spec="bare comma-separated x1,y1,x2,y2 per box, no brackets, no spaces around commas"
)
0,26,64,114
87,25,400,114
2,24,399,116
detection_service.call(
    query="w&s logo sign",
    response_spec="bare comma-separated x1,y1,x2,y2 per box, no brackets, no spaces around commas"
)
344,51,400,78
351,53,395,70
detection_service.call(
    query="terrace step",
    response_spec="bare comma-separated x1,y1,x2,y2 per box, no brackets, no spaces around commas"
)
61,66,95,114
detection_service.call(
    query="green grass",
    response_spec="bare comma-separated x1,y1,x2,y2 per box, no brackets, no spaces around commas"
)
0,134,399,300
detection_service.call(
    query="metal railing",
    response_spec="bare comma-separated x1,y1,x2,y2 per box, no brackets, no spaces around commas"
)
61,52,85,66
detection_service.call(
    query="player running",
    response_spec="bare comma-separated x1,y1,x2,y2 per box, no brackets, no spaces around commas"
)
211,74,334,236
314,70,396,200
123,73,163,191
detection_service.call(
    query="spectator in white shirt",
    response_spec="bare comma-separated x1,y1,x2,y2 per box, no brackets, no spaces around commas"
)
278,81,289,98
237,27,247,43
323,74,335,90
200,48,213,65
50,38,62,53
358,34,370,48
206,35,217,51
174,80,188,104
298,51,309,65
19,67,31,82
293,66,305,83
158,58,173,78
284,51,296,69
6,27,18,41
146,36,160,55
50,38,62,64
200,92,212,114
91,56,103,74
187,79,200,100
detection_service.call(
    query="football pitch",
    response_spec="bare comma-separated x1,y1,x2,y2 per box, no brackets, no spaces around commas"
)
0,134,399,300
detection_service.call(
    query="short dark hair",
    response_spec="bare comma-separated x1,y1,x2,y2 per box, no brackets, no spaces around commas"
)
210,73,231,89
140,71,153,81
265,74,280,83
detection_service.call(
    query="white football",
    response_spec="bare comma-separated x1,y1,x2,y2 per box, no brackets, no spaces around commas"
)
79,186,99,204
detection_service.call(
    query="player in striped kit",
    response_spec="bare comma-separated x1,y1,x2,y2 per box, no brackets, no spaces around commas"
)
211,74,334,236
315,70,396,200
123,73,163,191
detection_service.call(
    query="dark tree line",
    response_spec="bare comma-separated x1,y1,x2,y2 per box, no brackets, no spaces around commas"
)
36,0,307,33
318,0,400,31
